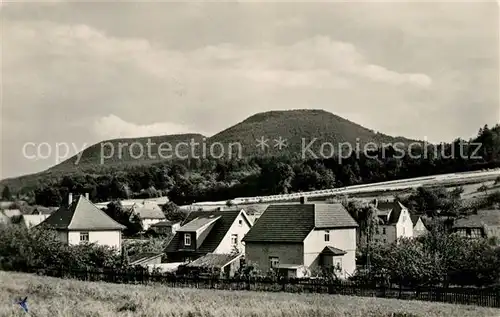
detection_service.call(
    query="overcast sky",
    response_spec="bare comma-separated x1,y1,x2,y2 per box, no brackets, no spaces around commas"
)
1,0,499,179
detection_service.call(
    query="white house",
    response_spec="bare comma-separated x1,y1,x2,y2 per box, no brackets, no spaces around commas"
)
452,210,500,240
37,193,126,250
165,208,252,268
129,201,166,231
22,214,50,229
410,215,428,237
372,199,414,244
243,197,359,279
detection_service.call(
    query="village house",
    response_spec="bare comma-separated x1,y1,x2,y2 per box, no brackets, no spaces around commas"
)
410,215,428,237
37,193,126,250
0,209,22,225
452,209,500,241
149,220,181,235
129,201,166,231
372,199,414,244
242,197,358,279
22,214,50,229
165,208,252,277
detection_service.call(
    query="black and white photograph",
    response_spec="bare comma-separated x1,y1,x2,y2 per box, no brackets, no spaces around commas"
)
0,1,499,316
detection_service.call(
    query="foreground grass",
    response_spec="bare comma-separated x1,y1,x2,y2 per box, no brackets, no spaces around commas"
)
1,272,499,317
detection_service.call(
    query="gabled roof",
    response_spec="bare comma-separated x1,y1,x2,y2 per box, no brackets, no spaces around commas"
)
321,246,347,256
410,215,423,227
151,220,180,227
39,195,126,231
375,200,405,225
166,209,247,254
130,204,165,220
243,203,358,243
177,215,221,232
185,253,242,269
129,252,163,265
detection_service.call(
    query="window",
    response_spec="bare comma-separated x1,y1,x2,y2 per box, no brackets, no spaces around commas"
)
466,228,472,236
184,257,192,262
80,232,89,242
238,219,243,226
324,230,330,241
231,234,238,246
382,227,386,234
184,233,191,246
402,216,407,222
383,238,387,243
269,256,279,268
376,228,379,234
334,259,342,272
403,227,405,235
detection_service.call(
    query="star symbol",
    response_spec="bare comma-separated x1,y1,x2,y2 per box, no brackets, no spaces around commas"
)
274,137,287,150
256,136,269,151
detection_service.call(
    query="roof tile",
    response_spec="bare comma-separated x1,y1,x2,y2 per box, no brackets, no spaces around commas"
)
243,203,357,243
39,196,126,231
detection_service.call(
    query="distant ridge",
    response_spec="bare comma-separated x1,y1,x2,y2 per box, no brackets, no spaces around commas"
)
2,109,421,188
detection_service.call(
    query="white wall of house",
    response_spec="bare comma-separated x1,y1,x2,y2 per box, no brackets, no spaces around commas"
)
67,230,122,250
171,222,181,234
396,208,414,239
142,218,163,231
413,219,428,237
213,211,252,254
303,228,357,278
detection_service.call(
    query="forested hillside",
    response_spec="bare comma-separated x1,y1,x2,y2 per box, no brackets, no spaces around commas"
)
1,124,497,207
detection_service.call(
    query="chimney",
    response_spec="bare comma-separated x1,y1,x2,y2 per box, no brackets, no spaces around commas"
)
68,193,73,205
85,193,89,200
300,196,307,204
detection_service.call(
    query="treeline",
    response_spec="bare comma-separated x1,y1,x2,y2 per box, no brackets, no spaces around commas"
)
7,124,500,207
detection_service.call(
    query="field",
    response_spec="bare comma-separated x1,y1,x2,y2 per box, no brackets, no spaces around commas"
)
1,272,499,317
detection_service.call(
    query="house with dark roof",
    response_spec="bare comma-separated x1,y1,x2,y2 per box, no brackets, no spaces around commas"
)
150,220,181,235
165,208,252,270
37,193,126,250
179,253,243,278
129,201,166,231
371,199,414,244
242,197,359,279
452,210,500,240
410,215,428,237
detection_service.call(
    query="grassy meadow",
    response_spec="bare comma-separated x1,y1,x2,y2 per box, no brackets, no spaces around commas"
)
1,271,499,317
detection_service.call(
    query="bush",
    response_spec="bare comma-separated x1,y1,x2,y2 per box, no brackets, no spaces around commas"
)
365,231,500,287
0,224,122,272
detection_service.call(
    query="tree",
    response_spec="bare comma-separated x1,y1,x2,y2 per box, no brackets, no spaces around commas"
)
495,176,500,185
161,202,188,223
34,186,62,207
1,186,12,201
103,201,143,236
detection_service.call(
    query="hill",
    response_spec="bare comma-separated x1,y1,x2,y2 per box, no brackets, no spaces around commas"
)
50,133,206,172
207,109,419,158
0,109,427,192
